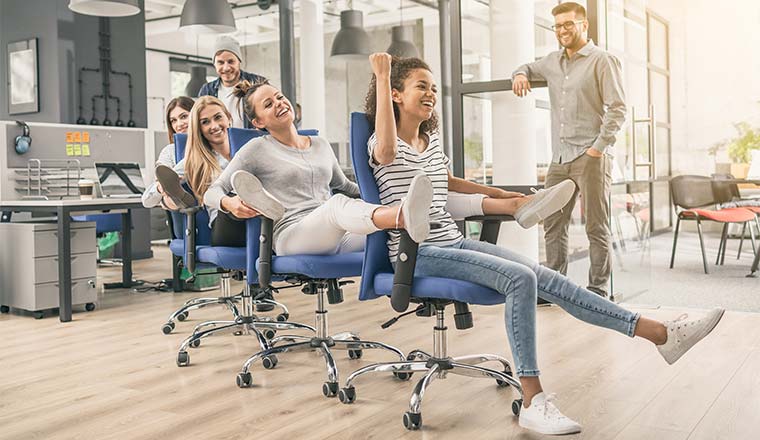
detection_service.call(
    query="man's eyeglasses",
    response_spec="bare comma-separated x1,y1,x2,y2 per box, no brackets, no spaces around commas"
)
551,19,584,32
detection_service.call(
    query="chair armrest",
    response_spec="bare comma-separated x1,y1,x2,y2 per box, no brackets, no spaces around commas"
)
391,230,419,313
258,217,275,287
464,214,515,245
179,206,202,273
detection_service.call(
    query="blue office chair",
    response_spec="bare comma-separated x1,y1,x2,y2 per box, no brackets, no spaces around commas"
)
162,132,289,335
234,140,409,399
339,112,522,430
172,130,317,366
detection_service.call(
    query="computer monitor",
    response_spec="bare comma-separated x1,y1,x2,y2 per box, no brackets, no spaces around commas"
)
94,162,145,198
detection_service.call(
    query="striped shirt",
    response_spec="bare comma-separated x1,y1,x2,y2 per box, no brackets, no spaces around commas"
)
368,131,463,262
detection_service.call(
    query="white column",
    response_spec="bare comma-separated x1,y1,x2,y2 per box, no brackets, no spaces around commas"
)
489,0,538,260
299,0,326,135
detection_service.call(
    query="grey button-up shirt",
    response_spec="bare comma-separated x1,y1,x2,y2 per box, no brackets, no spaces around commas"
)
513,40,626,163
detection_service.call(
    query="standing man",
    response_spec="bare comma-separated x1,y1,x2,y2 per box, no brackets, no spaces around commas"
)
512,2,626,297
199,36,266,129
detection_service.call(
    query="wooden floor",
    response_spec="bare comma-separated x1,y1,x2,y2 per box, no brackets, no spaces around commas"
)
2,245,759,440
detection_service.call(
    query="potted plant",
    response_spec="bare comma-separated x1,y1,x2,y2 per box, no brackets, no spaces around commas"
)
727,122,760,178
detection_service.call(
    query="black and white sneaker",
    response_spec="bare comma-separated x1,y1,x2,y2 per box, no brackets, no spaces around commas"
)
155,164,197,209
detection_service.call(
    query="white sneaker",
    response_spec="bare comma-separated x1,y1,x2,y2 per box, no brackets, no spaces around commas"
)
518,392,581,435
657,308,725,365
514,180,576,228
396,174,433,243
231,170,286,221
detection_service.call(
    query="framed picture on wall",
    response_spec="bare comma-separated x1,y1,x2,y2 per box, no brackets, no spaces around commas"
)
7,38,39,115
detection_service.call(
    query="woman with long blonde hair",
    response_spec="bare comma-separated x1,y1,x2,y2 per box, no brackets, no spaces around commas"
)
156,95,246,246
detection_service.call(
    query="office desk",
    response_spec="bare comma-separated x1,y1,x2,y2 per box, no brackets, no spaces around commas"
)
0,198,144,322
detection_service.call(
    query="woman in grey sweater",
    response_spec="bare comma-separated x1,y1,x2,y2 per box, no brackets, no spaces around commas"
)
204,80,433,255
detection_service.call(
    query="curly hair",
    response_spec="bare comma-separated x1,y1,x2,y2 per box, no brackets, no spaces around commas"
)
364,56,439,137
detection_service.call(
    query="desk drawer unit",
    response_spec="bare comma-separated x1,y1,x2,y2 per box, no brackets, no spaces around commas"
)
0,222,97,315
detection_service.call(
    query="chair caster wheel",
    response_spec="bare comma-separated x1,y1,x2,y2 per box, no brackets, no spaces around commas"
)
262,355,278,369
496,367,513,388
276,313,289,322
393,371,412,381
177,311,188,321
403,412,422,430
0,305,9,313
161,322,175,334
322,381,339,397
512,399,523,416
236,372,252,388
338,386,356,404
33,311,44,319
348,349,363,359
177,351,190,367
190,338,201,348
85,303,96,312
263,329,276,340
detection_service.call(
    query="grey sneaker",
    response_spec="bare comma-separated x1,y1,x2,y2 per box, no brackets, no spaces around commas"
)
397,174,433,243
518,392,582,435
657,308,725,365
231,171,285,221
514,179,576,228
155,164,197,209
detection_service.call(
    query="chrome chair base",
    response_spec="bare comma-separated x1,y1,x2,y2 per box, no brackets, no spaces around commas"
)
337,308,523,431
235,283,409,397
161,273,290,334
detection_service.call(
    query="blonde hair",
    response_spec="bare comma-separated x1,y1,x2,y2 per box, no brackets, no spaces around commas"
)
184,96,232,202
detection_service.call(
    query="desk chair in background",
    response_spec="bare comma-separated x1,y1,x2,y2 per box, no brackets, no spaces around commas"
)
340,112,522,431
670,175,757,274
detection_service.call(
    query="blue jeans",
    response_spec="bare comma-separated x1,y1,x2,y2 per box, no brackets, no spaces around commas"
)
414,238,640,377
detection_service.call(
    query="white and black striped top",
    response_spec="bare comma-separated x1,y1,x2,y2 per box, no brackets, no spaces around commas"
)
368,131,463,262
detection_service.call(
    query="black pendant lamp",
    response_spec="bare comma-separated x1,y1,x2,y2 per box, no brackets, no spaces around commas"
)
386,1,418,58
180,0,237,34
185,66,208,98
330,5,372,60
68,0,140,17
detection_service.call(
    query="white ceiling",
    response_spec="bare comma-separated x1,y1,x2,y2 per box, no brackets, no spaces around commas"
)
144,0,441,57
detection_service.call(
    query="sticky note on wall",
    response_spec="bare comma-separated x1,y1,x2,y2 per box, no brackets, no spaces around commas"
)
82,144,90,156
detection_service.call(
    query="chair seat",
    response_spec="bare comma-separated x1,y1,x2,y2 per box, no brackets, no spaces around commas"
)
745,206,760,214
681,208,756,222
197,246,247,270
373,273,505,305
265,252,364,279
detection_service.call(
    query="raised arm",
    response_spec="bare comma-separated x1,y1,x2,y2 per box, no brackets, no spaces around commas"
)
370,53,398,165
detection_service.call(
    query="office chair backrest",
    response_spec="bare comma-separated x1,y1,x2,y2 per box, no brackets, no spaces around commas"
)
229,127,320,157
670,175,717,210
173,133,187,163
349,112,394,301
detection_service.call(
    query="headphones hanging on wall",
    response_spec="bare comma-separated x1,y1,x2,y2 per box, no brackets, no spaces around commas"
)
14,120,31,155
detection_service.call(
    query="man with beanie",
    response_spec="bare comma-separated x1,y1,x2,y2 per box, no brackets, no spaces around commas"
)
199,35,265,129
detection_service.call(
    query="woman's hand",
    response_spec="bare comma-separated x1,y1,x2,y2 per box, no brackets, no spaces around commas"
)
369,52,392,78
489,188,525,199
221,195,260,219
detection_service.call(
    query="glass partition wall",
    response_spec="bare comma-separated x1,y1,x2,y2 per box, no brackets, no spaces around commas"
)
450,0,672,300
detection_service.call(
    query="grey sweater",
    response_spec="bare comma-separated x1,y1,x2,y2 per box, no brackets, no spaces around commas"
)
205,135,359,244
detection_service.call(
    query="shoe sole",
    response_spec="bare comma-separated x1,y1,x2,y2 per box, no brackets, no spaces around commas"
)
231,171,285,221
402,175,433,243
516,180,576,228
155,164,196,209
664,308,725,365
519,417,582,435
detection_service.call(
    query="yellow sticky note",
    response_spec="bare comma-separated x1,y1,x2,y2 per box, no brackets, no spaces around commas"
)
73,143,82,156
66,144,74,156
82,144,90,156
